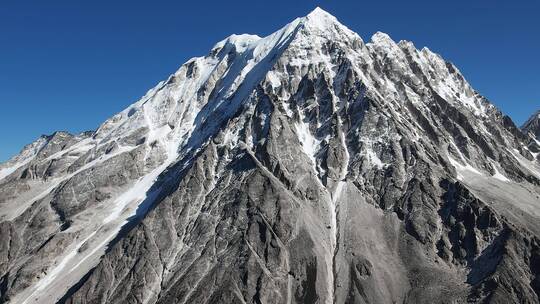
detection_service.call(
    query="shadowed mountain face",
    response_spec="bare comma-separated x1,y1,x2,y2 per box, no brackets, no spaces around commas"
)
1,7,540,304
523,110,540,139
522,111,540,163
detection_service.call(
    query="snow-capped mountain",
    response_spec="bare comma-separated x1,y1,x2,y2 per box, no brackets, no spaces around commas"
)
522,110,540,163
523,110,540,139
1,7,540,304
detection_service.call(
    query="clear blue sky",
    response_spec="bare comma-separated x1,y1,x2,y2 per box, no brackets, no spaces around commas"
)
1,0,539,162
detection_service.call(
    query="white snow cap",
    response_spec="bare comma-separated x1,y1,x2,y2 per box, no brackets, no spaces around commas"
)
305,7,337,22
371,31,396,45
211,7,359,54
212,34,262,53
303,7,349,30
300,7,361,41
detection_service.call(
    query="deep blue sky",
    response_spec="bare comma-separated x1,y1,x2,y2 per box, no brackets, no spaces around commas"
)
1,1,539,161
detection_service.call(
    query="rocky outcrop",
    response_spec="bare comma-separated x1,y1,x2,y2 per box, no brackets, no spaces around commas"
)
522,110,540,139
522,110,540,161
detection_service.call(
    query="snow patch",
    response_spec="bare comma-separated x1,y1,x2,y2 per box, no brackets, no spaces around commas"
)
366,148,384,169
359,137,387,169
508,149,540,179
294,115,321,173
266,71,282,88
447,141,483,180
21,231,97,304
448,156,482,180
491,164,510,182
0,161,28,180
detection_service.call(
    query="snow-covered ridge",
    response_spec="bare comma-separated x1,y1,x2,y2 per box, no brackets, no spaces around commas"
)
2,7,491,176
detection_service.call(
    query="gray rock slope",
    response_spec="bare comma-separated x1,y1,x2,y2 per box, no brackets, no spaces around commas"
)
1,7,540,304
523,110,540,139
522,110,540,163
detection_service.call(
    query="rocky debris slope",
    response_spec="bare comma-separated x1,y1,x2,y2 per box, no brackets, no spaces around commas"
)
1,7,540,304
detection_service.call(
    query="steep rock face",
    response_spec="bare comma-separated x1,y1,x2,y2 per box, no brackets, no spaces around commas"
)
523,110,540,139
1,7,540,304
522,110,540,161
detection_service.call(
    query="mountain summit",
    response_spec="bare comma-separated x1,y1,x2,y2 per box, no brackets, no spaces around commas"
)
523,109,540,139
1,8,540,304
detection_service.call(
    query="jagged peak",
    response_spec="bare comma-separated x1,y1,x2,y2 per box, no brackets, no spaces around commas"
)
370,31,397,46
522,109,540,131
397,39,416,50
211,33,262,53
210,8,359,58
301,7,357,38
420,46,439,57
305,7,336,22
42,130,73,139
